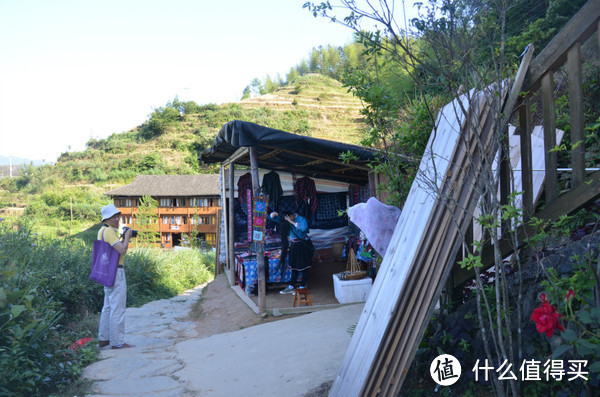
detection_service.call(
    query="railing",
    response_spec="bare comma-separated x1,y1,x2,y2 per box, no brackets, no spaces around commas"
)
453,0,600,285
517,0,600,214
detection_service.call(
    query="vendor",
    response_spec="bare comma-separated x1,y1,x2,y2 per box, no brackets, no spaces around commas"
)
269,210,313,293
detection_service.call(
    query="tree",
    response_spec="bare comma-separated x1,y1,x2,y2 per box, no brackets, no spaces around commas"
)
134,195,160,248
142,102,182,139
250,78,264,96
286,68,300,84
241,85,251,100
264,75,276,93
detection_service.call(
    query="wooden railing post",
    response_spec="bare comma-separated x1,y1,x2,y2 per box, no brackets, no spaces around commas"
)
500,129,511,234
228,162,236,283
519,99,534,219
541,72,558,204
568,42,585,186
220,165,228,271
249,147,266,315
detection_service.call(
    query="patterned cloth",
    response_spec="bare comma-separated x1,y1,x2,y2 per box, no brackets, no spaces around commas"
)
237,254,292,295
295,176,318,214
349,184,370,206
311,192,347,229
237,172,253,203
234,200,249,241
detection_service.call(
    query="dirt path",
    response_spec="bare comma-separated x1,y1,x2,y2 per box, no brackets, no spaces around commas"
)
188,274,333,396
190,273,294,337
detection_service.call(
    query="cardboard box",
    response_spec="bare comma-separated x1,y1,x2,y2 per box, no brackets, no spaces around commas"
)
333,274,373,304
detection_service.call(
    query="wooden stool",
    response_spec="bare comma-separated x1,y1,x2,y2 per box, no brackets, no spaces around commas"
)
292,288,313,307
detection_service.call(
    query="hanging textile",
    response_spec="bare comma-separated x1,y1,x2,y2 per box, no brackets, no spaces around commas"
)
349,184,370,206
347,197,402,256
251,193,269,252
311,192,348,229
295,176,318,214
237,172,253,203
261,170,283,209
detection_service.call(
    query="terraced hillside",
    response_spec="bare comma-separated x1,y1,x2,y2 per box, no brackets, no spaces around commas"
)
50,74,368,185
239,74,365,144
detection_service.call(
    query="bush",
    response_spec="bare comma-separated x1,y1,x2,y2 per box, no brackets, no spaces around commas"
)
0,220,215,395
141,105,182,138
124,247,214,307
139,153,164,172
0,221,101,395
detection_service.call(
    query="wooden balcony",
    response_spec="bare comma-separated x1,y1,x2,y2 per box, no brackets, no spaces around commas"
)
157,206,219,215
116,207,134,216
115,205,220,216
159,223,218,234
160,223,191,233
192,224,218,234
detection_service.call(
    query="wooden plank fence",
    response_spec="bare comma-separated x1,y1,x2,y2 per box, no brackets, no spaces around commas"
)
331,83,508,395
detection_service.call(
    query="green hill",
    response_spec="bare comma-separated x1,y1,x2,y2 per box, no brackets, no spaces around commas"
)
0,74,368,236
56,74,366,184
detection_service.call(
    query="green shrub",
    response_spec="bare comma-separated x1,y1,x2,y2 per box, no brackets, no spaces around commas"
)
0,221,101,395
139,153,164,172
141,105,182,138
124,247,214,307
0,220,215,395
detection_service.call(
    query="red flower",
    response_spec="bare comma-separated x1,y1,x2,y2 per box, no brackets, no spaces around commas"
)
565,288,575,301
531,299,564,337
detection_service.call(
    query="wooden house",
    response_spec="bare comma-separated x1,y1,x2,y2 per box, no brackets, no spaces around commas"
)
106,174,221,248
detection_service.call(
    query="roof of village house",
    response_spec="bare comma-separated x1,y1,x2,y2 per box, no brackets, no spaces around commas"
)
106,174,220,197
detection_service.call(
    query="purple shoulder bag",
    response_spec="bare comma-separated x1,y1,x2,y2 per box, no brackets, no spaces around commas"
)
89,228,120,287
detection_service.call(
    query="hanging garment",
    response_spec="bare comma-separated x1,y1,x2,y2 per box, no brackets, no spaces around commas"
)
349,184,370,206
237,172,253,203
295,176,318,214
261,170,283,209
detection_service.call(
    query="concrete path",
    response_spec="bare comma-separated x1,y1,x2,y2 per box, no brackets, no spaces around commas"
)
83,285,363,396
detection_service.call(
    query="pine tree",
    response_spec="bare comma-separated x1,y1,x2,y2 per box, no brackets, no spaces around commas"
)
134,195,160,248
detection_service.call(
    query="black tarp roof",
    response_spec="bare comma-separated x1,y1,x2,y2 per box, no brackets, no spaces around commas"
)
199,120,379,185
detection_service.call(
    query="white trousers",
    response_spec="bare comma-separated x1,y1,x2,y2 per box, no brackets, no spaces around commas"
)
98,268,126,345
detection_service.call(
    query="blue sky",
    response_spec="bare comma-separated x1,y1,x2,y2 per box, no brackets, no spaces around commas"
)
0,0,416,162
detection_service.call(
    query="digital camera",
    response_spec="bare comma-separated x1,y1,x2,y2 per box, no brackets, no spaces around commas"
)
122,226,138,238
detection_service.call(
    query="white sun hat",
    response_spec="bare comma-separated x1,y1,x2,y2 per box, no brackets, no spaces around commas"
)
101,204,121,221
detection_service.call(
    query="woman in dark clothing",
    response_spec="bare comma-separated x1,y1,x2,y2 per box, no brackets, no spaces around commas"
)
269,210,313,293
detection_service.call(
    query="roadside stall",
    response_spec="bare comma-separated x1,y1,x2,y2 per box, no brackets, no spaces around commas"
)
230,169,360,295
199,120,385,313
